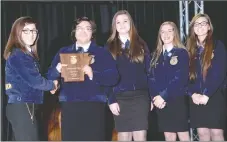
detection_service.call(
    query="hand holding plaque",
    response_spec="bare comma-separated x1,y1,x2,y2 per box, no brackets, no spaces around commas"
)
60,53,92,82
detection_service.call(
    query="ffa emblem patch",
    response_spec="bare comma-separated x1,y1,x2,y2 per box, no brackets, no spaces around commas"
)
5,83,12,90
170,56,178,65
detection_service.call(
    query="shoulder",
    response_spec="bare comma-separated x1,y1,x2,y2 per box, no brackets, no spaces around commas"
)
103,44,109,50
8,48,30,62
214,40,226,53
90,42,108,53
213,40,227,61
58,44,75,53
7,48,33,68
173,47,188,56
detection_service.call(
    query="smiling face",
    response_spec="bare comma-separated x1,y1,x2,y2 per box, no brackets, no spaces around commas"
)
115,14,131,35
193,17,210,37
160,24,174,44
21,23,38,46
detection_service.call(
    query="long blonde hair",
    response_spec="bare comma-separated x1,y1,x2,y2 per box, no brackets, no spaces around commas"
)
107,10,147,63
187,13,214,81
150,21,185,68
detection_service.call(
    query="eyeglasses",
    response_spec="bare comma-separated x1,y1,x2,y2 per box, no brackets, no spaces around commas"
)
194,21,208,27
22,29,38,34
75,27,92,32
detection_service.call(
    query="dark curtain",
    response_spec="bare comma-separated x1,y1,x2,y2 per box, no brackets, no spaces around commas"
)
1,1,227,141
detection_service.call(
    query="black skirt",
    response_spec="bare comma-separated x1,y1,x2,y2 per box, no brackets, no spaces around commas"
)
156,95,189,132
113,90,150,132
189,89,227,129
61,101,106,141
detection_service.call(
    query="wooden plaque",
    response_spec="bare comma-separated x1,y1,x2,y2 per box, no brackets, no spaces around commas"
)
60,53,91,82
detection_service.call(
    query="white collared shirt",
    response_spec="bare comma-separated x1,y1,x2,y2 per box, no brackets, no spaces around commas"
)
76,41,91,52
119,35,130,45
163,45,173,55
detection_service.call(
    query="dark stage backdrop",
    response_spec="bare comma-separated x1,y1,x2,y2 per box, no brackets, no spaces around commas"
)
1,1,227,141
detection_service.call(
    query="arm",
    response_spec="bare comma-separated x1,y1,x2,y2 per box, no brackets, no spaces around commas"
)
106,87,117,105
46,49,62,80
159,49,189,101
144,46,152,74
202,41,227,97
9,54,55,91
147,52,164,99
187,80,200,97
147,69,161,99
93,48,119,86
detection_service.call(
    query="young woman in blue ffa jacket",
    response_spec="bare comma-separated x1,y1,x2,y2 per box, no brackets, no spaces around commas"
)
47,17,119,141
3,17,58,141
148,21,190,141
106,10,152,141
187,13,227,141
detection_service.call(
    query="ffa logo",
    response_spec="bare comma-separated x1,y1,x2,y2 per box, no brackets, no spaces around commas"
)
170,56,178,65
70,55,77,64
5,83,12,90
211,52,214,59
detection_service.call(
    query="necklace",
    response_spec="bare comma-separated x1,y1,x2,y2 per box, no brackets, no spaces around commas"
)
26,103,35,124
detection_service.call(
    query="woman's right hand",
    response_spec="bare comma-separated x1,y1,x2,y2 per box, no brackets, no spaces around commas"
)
109,103,120,116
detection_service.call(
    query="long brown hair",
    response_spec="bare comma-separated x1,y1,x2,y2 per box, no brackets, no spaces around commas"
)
187,13,214,81
3,16,39,60
150,21,185,68
107,10,147,63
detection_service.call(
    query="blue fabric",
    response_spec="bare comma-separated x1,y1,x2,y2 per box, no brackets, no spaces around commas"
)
5,48,55,104
188,40,227,97
47,41,119,102
148,47,189,102
106,45,151,104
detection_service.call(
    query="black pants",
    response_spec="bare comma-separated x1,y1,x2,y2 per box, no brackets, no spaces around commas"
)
6,103,39,141
61,101,106,141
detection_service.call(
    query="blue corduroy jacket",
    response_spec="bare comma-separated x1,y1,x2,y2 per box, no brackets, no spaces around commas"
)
148,47,189,102
5,48,55,104
47,41,119,102
188,40,227,97
107,46,151,104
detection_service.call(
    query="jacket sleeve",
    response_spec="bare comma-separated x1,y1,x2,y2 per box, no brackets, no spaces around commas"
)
148,70,160,99
159,49,189,101
187,80,200,97
202,40,227,97
106,87,117,105
144,46,152,74
147,52,164,99
9,54,54,91
46,49,62,80
93,48,119,86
